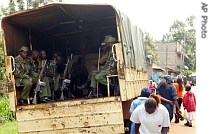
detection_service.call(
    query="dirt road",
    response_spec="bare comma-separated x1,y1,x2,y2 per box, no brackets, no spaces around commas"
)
169,86,196,134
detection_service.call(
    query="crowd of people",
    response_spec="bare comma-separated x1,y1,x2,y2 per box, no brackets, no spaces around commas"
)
14,35,118,106
129,75,196,134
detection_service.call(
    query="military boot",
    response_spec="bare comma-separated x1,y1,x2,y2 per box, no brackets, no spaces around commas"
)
54,91,61,101
77,80,91,89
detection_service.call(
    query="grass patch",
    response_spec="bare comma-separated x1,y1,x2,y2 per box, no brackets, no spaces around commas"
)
0,121,18,134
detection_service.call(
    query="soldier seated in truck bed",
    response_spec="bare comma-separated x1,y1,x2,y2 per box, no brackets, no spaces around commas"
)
77,35,118,98
14,46,37,106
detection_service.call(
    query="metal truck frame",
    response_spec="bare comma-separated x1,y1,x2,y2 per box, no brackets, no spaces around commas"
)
1,3,148,134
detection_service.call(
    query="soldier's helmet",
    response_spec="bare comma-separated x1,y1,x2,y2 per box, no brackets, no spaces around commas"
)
19,46,29,52
101,35,117,46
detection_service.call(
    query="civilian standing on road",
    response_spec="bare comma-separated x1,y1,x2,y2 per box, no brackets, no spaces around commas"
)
129,87,151,134
156,76,181,122
183,85,196,127
173,77,185,123
130,94,170,134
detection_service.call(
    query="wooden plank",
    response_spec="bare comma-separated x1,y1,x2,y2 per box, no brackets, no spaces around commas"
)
18,112,124,133
16,96,121,110
19,124,124,134
115,43,125,79
16,97,125,133
119,78,126,101
8,92,16,112
115,43,127,101
16,101,123,121
5,56,17,111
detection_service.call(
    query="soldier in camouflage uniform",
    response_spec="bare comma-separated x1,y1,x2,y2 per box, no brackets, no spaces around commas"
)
89,35,117,98
53,55,66,100
28,50,39,101
14,46,34,106
28,50,39,83
38,50,54,103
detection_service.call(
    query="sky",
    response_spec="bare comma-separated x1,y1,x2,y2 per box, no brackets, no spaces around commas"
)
0,0,196,40
112,0,197,40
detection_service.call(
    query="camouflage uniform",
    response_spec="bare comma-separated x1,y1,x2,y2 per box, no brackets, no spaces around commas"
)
49,59,59,91
28,57,39,84
85,35,117,98
38,60,54,99
14,55,33,101
90,49,117,88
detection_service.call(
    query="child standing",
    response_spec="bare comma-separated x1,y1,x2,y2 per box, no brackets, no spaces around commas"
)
183,85,196,127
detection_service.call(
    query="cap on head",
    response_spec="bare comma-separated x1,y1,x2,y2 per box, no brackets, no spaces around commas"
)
140,88,151,97
164,75,172,83
19,46,29,52
102,35,117,45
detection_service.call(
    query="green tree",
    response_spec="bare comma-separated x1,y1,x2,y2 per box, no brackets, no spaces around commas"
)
144,32,159,65
162,16,196,74
8,0,16,14
17,0,25,11
1,0,54,15
28,0,54,9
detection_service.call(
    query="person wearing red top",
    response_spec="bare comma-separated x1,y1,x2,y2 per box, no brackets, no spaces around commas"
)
183,85,196,127
148,80,157,94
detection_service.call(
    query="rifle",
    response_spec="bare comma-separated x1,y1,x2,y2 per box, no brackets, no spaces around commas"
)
52,59,56,100
32,60,47,104
60,58,71,100
68,53,73,79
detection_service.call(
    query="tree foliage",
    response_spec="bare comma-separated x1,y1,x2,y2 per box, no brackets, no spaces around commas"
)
8,0,16,14
162,16,196,74
17,0,25,11
0,0,54,16
0,94,15,124
144,32,159,65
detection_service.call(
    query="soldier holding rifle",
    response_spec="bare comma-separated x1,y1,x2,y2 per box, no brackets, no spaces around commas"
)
49,51,62,100
28,50,40,102
53,55,66,100
60,58,71,100
37,50,53,103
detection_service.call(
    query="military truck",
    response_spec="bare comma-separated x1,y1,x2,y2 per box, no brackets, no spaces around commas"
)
1,3,148,134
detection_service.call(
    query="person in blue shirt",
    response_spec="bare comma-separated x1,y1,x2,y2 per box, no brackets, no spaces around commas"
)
156,75,181,122
129,87,151,134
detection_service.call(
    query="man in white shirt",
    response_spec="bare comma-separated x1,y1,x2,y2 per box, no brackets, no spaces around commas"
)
130,97,170,134
129,88,151,134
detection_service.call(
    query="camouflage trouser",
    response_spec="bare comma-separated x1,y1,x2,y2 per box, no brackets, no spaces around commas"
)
39,77,52,98
20,79,33,100
54,75,62,91
90,70,111,88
